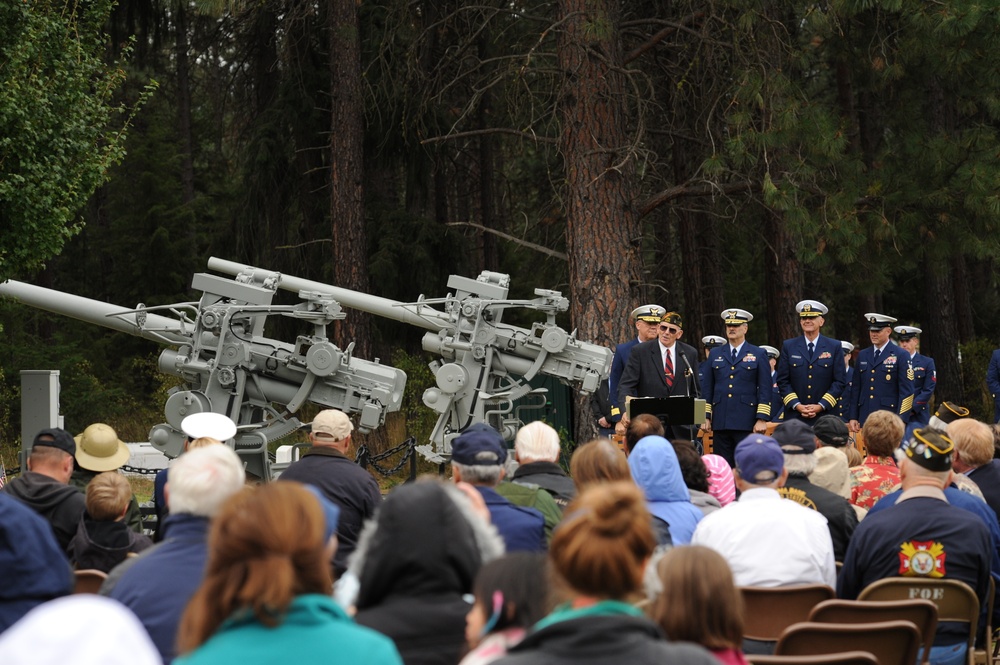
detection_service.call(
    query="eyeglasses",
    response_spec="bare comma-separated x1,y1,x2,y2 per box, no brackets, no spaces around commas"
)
658,325,681,334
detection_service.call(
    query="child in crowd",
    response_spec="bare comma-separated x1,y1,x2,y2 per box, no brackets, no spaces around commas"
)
70,471,152,572
461,553,549,665
651,545,748,665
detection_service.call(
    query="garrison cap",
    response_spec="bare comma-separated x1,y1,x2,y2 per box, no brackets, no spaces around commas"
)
631,305,665,323
661,311,684,329
898,428,954,473
702,335,726,348
842,341,855,354
796,300,828,317
894,326,922,340
760,345,780,359
865,313,897,330
721,308,753,325
933,402,970,426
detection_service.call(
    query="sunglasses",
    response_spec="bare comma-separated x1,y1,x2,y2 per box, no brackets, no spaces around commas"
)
658,325,681,334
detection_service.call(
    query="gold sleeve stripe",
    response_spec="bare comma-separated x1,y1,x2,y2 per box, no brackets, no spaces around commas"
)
706,404,713,415
783,393,799,406
758,404,771,416
900,395,914,413
611,407,620,416
822,393,837,408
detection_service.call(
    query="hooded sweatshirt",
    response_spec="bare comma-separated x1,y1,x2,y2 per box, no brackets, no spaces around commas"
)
70,513,154,572
627,436,704,545
3,471,86,553
350,481,505,665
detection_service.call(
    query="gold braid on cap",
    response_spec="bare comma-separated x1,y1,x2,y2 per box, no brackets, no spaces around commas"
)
661,311,683,328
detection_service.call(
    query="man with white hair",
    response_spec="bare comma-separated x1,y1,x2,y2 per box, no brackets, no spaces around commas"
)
949,418,1000,526
839,429,991,665
106,445,245,663
509,421,575,509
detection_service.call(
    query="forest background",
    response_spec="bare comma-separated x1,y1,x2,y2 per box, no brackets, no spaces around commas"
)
3,0,1000,462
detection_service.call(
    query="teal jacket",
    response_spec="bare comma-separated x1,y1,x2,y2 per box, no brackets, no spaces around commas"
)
175,594,402,665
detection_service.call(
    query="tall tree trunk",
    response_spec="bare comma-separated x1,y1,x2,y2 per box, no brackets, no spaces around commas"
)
329,0,372,359
925,259,962,402
763,209,801,345
952,254,974,344
174,1,195,208
557,0,641,444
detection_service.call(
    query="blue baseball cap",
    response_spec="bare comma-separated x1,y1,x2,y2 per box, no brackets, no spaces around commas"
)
735,434,785,483
450,423,508,466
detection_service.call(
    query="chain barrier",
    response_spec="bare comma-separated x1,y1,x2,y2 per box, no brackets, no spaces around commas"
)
5,465,20,477
356,437,417,480
121,464,162,476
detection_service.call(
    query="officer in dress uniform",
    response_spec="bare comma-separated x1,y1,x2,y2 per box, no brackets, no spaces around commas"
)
760,345,783,423
608,304,664,427
699,335,726,387
847,313,915,433
776,300,847,422
836,341,855,422
895,326,936,427
699,309,772,466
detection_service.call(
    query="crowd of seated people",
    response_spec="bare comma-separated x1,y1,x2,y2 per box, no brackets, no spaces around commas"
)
2,407,998,665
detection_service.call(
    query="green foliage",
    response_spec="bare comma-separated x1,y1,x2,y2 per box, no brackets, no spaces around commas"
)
0,0,154,281
959,338,996,422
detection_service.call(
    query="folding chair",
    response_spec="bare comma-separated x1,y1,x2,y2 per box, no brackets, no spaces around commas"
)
73,569,108,594
747,652,878,665
776,620,922,665
741,584,836,654
808,598,938,664
859,577,981,665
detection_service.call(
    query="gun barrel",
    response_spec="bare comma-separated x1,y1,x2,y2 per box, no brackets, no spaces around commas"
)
208,257,447,332
0,280,188,345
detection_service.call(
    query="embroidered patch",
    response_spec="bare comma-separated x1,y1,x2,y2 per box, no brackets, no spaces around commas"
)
898,540,945,578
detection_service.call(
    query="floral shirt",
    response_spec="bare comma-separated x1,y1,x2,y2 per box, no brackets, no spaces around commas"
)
849,456,900,509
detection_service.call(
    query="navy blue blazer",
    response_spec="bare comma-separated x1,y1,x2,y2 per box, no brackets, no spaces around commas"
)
847,341,915,424
702,343,773,430
775,335,847,420
908,352,936,425
608,337,640,422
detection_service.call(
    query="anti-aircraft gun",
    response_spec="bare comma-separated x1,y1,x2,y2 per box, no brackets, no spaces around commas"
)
0,270,406,479
207,258,612,462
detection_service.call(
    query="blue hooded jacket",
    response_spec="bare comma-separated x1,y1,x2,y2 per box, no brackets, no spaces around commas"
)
627,436,704,545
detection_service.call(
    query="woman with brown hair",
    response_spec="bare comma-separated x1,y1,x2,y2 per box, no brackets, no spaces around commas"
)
494,482,716,665
174,482,401,665
651,545,748,665
568,439,631,492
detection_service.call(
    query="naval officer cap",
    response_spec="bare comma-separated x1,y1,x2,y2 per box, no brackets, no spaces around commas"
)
721,308,753,325
796,300,828,317
702,335,726,348
864,312,897,330
894,325,922,340
842,341,855,354
631,304,665,323
760,345,780,359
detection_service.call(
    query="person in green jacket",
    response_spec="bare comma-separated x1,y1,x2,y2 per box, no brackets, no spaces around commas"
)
174,481,402,665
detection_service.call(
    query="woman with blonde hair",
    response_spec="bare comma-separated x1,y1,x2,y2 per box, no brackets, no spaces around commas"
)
174,482,401,665
651,545,748,665
494,482,716,665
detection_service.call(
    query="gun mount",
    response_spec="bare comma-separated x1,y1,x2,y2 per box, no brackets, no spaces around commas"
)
207,258,612,462
0,271,406,479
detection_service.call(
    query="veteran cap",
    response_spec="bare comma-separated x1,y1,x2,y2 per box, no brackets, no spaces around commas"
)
631,304,665,323
898,428,954,472
931,402,970,427
661,311,684,329
797,300,829,317
702,335,726,348
760,345,780,360
721,308,753,325
894,326,922,340
865,313,897,330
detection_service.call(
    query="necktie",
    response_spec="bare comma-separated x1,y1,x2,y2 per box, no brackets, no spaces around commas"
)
874,348,881,364
664,349,674,388
731,347,738,364
808,341,815,359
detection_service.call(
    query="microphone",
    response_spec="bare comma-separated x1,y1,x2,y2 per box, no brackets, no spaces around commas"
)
680,350,699,398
